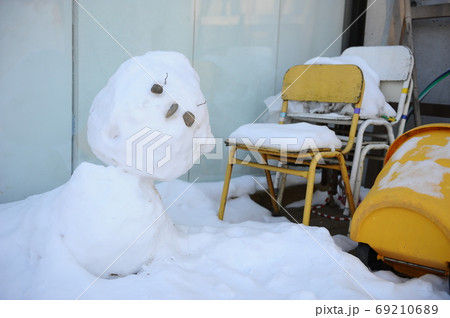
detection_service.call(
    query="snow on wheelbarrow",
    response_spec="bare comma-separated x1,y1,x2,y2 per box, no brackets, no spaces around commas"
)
350,124,450,286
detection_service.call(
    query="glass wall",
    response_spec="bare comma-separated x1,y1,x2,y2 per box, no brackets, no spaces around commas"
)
1,0,346,202
0,0,73,203
74,0,345,182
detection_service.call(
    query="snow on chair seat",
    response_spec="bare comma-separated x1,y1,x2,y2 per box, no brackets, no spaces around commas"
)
228,122,342,152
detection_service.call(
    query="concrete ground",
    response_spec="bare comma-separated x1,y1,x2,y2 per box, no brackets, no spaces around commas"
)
250,183,351,236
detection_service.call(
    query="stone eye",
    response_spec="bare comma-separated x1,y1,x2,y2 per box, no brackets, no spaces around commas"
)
183,111,195,127
151,84,163,94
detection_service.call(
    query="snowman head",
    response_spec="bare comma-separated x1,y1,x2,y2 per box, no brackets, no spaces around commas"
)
87,51,215,181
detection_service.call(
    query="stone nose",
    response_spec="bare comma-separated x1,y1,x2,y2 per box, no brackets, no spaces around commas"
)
165,103,178,118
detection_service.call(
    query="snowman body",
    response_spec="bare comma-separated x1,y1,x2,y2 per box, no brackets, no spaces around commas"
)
59,51,214,277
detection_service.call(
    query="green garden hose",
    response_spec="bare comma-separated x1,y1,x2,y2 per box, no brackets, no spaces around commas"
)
407,68,450,121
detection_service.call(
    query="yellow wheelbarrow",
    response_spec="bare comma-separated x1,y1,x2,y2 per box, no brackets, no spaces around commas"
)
350,124,450,283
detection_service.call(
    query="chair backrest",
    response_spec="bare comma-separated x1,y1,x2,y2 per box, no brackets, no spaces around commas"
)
280,64,365,154
342,46,412,82
281,64,363,104
341,46,413,135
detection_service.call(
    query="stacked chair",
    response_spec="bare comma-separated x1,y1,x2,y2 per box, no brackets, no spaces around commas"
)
218,46,414,225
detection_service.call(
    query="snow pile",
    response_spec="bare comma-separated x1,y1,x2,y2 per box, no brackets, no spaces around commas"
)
333,235,359,253
1,176,449,299
265,55,396,120
229,122,342,151
1,176,448,299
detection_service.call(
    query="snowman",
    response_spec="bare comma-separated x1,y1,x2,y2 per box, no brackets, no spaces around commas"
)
56,51,216,278
3,51,214,280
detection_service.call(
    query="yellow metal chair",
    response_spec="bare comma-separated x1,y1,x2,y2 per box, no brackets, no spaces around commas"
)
218,64,365,225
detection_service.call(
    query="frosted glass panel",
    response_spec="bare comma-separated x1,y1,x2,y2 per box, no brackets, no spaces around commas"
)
1,0,348,202
189,0,281,181
275,0,346,91
74,0,195,174
188,0,346,182
0,0,72,203
74,0,346,183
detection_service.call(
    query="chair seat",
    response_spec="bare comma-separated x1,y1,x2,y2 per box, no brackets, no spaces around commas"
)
228,122,342,152
288,112,385,125
288,112,354,124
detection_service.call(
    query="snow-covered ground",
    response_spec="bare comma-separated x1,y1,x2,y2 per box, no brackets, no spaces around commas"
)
0,172,448,299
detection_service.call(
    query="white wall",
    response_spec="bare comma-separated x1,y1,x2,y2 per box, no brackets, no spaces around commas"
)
364,0,450,131
1,0,345,202
0,0,73,203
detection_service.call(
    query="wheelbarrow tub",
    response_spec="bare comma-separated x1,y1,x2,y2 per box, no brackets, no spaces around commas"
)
350,124,450,277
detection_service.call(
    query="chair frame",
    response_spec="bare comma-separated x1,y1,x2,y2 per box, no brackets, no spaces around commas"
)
342,46,414,205
218,64,365,225
278,46,414,207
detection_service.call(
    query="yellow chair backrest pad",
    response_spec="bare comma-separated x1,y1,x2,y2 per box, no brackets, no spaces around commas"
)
281,64,363,104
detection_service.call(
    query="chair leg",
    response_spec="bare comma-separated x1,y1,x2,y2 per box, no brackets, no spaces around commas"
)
353,144,389,206
261,154,279,215
218,146,237,220
303,154,320,226
337,153,356,216
276,171,287,206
